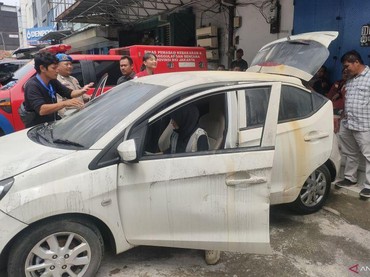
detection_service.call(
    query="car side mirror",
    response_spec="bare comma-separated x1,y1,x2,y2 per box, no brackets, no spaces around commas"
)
117,139,138,162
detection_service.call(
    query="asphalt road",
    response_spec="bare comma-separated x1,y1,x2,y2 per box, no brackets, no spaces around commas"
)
96,190,370,277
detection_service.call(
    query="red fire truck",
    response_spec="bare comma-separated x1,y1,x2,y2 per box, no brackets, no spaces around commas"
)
109,45,208,74
0,45,208,136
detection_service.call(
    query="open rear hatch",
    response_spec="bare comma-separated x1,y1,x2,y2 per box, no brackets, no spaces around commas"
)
247,31,338,81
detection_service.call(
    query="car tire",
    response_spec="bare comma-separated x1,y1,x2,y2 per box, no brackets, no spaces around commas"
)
7,219,104,277
290,164,331,214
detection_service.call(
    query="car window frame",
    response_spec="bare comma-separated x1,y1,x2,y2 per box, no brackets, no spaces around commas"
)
138,92,230,160
128,83,279,162
237,82,282,148
92,60,121,87
277,84,327,124
70,60,84,87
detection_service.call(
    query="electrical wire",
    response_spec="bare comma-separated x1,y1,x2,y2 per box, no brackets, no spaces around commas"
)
237,0,275,24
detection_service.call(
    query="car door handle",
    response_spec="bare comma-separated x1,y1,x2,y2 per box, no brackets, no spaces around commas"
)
304,131,329,141
226,177,267,186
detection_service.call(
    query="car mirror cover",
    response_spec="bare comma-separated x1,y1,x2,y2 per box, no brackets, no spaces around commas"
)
117,139,138,162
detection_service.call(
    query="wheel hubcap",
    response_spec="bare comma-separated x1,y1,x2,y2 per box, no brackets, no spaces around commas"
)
300,170,327,207
25,232,91,277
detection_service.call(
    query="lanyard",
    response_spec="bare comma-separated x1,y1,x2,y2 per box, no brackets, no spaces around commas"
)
36,74,55,100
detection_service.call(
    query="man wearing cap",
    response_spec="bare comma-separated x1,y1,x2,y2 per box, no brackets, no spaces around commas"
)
56,53,91,117
21,52,93,128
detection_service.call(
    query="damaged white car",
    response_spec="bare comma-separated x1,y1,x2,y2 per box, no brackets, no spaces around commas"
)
0,31,340,276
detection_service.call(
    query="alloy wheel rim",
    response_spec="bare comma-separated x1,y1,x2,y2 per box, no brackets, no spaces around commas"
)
300,170,327,207
24,232,91,277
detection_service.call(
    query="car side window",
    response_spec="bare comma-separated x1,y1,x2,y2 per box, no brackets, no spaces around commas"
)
71,61,83,86
140,93,227,158
278,85,313,122
93,61,121,86
245,86,271,128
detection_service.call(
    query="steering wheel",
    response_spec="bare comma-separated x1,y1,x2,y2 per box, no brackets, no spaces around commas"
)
90,73,109,100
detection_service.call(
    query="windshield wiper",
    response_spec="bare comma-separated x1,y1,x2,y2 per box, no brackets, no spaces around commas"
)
53,139,85,148
36,124,52,143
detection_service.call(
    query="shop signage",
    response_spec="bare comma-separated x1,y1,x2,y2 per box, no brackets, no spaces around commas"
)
360,24,370,47
26,26,55,46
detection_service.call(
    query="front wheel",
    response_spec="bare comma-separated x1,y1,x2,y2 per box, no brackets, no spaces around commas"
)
289,165,331,214
7,219,104,277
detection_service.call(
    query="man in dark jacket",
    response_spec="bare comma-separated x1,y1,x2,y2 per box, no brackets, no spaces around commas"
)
230,48,248,71
117,55,136,85
21,52,93,127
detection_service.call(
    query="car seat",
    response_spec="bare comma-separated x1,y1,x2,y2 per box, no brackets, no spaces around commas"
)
199,97,225,150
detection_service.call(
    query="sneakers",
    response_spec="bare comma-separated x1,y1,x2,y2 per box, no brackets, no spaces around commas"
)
335,178,357,188
359,188,370,198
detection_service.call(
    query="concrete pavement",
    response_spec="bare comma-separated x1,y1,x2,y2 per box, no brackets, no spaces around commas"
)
1,182,368,277
95,189,370,277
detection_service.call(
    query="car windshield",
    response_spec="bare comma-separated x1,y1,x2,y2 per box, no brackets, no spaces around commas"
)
40,81,166,148
250,40,329,78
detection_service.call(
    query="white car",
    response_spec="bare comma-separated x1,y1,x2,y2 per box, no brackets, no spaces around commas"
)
0,32,340,276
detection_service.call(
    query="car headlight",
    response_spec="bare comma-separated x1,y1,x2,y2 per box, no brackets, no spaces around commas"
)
0,177,14,200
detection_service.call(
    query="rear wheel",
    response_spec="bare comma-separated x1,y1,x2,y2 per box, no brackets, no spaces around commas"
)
7,220,104,277
290,165,331,214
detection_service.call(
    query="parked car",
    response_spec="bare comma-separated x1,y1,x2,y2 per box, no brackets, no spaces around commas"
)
0,59,30,86
0,45,122,136
0,32,340,276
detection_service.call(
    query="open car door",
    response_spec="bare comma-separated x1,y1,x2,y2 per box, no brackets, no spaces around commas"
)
117,84,280,254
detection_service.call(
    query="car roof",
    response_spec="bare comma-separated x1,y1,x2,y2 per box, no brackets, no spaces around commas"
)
132,70,304,89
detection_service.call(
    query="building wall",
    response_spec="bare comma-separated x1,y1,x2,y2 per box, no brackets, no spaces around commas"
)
192,2,231,69
293,0,370,81
234,0,294,66
192,0,294,69
0,4,20,51
18,0,79,46
19,0,36,46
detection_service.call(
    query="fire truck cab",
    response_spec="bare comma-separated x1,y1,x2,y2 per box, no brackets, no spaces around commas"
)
0,44,208,136
0,45,122,135
109,45,208,74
